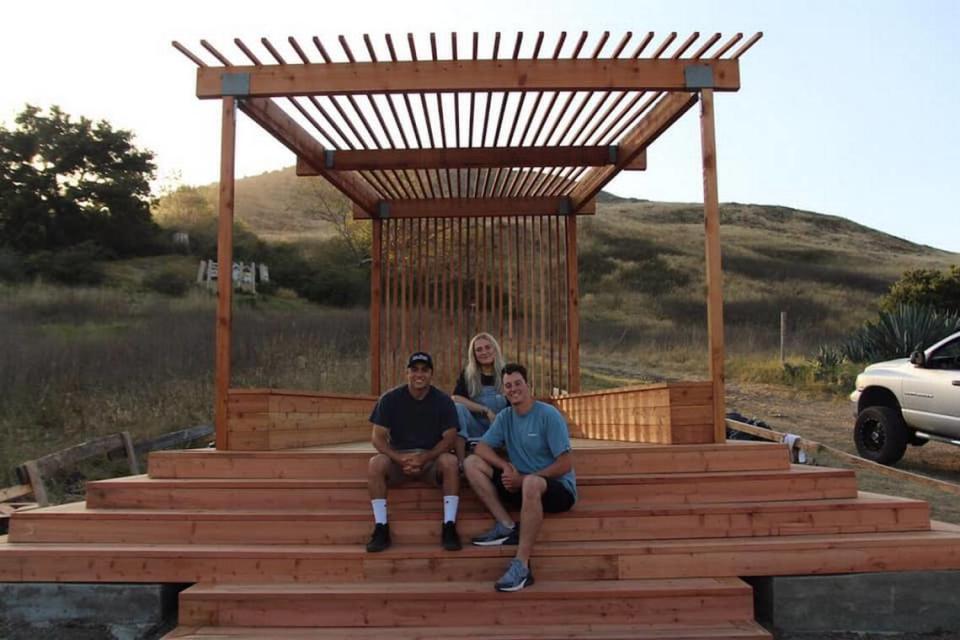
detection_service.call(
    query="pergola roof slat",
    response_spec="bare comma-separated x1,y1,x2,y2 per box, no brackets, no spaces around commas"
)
176,31,759,218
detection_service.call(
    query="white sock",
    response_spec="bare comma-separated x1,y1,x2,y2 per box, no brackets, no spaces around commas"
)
371,499,387,525
443,495,459,523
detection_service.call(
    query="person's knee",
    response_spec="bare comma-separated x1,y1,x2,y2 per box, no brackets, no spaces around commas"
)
463,455,493,484
368,453,390,475
437,452,458,472
522,474,546,499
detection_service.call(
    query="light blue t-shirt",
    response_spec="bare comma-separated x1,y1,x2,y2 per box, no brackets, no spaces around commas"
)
481,401,577,501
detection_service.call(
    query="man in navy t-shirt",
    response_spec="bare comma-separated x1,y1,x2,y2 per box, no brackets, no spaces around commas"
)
464,363,576,592
367,352,461,553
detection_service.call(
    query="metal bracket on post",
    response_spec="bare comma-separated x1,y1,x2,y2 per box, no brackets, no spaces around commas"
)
377,202,391,219
607,145,619,164
684,65,714,90
221,72,251,96
324,149,336,169
558,197,573,216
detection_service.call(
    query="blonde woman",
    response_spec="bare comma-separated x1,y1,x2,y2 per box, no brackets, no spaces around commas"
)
452,333,508,462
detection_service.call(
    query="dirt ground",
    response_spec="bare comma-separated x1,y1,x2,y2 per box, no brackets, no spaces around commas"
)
727,381,960,523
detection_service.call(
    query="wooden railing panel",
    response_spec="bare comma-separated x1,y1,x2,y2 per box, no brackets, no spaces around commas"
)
227,389,375,451
552,381,714,444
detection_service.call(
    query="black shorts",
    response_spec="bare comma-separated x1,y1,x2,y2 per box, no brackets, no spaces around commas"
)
492,468,575,514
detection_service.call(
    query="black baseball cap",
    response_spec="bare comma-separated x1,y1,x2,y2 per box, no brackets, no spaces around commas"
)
407,351,433,369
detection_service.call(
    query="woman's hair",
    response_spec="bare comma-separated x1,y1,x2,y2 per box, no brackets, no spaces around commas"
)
463,332,505,397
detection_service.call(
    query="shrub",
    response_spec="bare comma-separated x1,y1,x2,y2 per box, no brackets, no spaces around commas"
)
143,269,190,296
840,304,960,363
0,247,26,283
26,242,105,285
881,266,960,315
617,256,689,296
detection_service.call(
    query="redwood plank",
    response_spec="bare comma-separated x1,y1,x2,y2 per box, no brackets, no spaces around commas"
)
196,59,742,98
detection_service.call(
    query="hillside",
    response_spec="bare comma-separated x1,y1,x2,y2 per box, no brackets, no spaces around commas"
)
200,167,958,364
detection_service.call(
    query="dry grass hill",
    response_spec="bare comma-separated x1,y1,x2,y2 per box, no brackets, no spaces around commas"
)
217,167,958,371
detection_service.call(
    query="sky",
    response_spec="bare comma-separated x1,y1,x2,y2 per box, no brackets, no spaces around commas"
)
3,0,958,252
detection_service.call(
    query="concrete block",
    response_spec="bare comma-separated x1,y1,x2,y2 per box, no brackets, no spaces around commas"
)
750,571,960,636
0,582,185,640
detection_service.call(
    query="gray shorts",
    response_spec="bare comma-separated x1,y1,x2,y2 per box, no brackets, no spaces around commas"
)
385,449,442,486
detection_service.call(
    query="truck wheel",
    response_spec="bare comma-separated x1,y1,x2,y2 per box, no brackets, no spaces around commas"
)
854,406,909,465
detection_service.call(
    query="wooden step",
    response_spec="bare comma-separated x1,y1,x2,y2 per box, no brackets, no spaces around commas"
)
147,440,792,480
177,578,755,627
163,620,772,639
7,492,930,546
5,524,960,584
86,466,857,510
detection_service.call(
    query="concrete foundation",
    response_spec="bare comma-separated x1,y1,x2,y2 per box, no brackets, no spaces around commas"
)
749,571,960,638
0,583,185,640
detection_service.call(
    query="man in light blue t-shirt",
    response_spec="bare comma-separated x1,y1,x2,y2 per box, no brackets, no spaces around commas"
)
463,363,576,592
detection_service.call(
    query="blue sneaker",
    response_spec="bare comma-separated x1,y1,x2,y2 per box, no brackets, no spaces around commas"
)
494,558,534,592
471,521,517,546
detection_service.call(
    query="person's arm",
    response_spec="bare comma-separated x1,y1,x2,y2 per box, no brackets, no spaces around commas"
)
526,450,572,479
371,424,405,464
451,395,498,422
473,440,511,471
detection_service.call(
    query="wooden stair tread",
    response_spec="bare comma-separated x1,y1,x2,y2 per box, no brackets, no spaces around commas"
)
4,525,958,558
183,577,749,599
92,465,851,489
148,441,792,478
151,439,785,455
163,621,772,639
15,492,926,520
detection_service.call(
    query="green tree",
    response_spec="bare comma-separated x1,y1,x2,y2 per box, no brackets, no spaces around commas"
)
881,266,960,315
0,105,159,256
153,182,215,229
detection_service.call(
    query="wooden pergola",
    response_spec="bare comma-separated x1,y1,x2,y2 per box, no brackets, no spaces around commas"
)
173,30,762,451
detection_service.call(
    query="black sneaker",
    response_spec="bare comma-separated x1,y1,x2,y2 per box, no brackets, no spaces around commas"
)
366,523,391,552
441,521,462,551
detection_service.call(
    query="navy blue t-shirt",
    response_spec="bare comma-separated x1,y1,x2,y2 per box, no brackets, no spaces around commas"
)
369,385,458,451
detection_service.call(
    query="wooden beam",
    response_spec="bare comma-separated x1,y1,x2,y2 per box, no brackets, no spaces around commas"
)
215,97,236,451
624,153,648,171
296,147,644,172
570,92,698,212
352,197,596,220
238,98,379,214
0,484,32,502
700,89,726,444
197,58,741,98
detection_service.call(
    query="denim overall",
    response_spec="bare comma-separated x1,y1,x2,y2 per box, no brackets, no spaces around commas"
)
456,383,508,440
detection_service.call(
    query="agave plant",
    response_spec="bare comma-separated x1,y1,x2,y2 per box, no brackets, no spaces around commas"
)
841,304,960,363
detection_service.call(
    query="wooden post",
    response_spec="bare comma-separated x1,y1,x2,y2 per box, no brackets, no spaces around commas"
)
214,97,236,451
120,431,140,475
565,216,580,393
22,460,48,507
699,89,726,443
370,219,383,396
780,311,787,364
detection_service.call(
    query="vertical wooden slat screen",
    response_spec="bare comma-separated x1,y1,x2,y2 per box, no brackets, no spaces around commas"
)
375,215,577,397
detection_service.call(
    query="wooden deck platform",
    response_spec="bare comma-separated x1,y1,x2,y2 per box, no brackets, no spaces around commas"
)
3,438,959,639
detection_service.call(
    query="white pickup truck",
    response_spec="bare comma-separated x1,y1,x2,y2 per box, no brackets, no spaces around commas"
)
849,330,960,465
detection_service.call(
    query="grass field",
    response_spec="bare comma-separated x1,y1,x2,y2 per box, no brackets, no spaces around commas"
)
0,283,368,485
